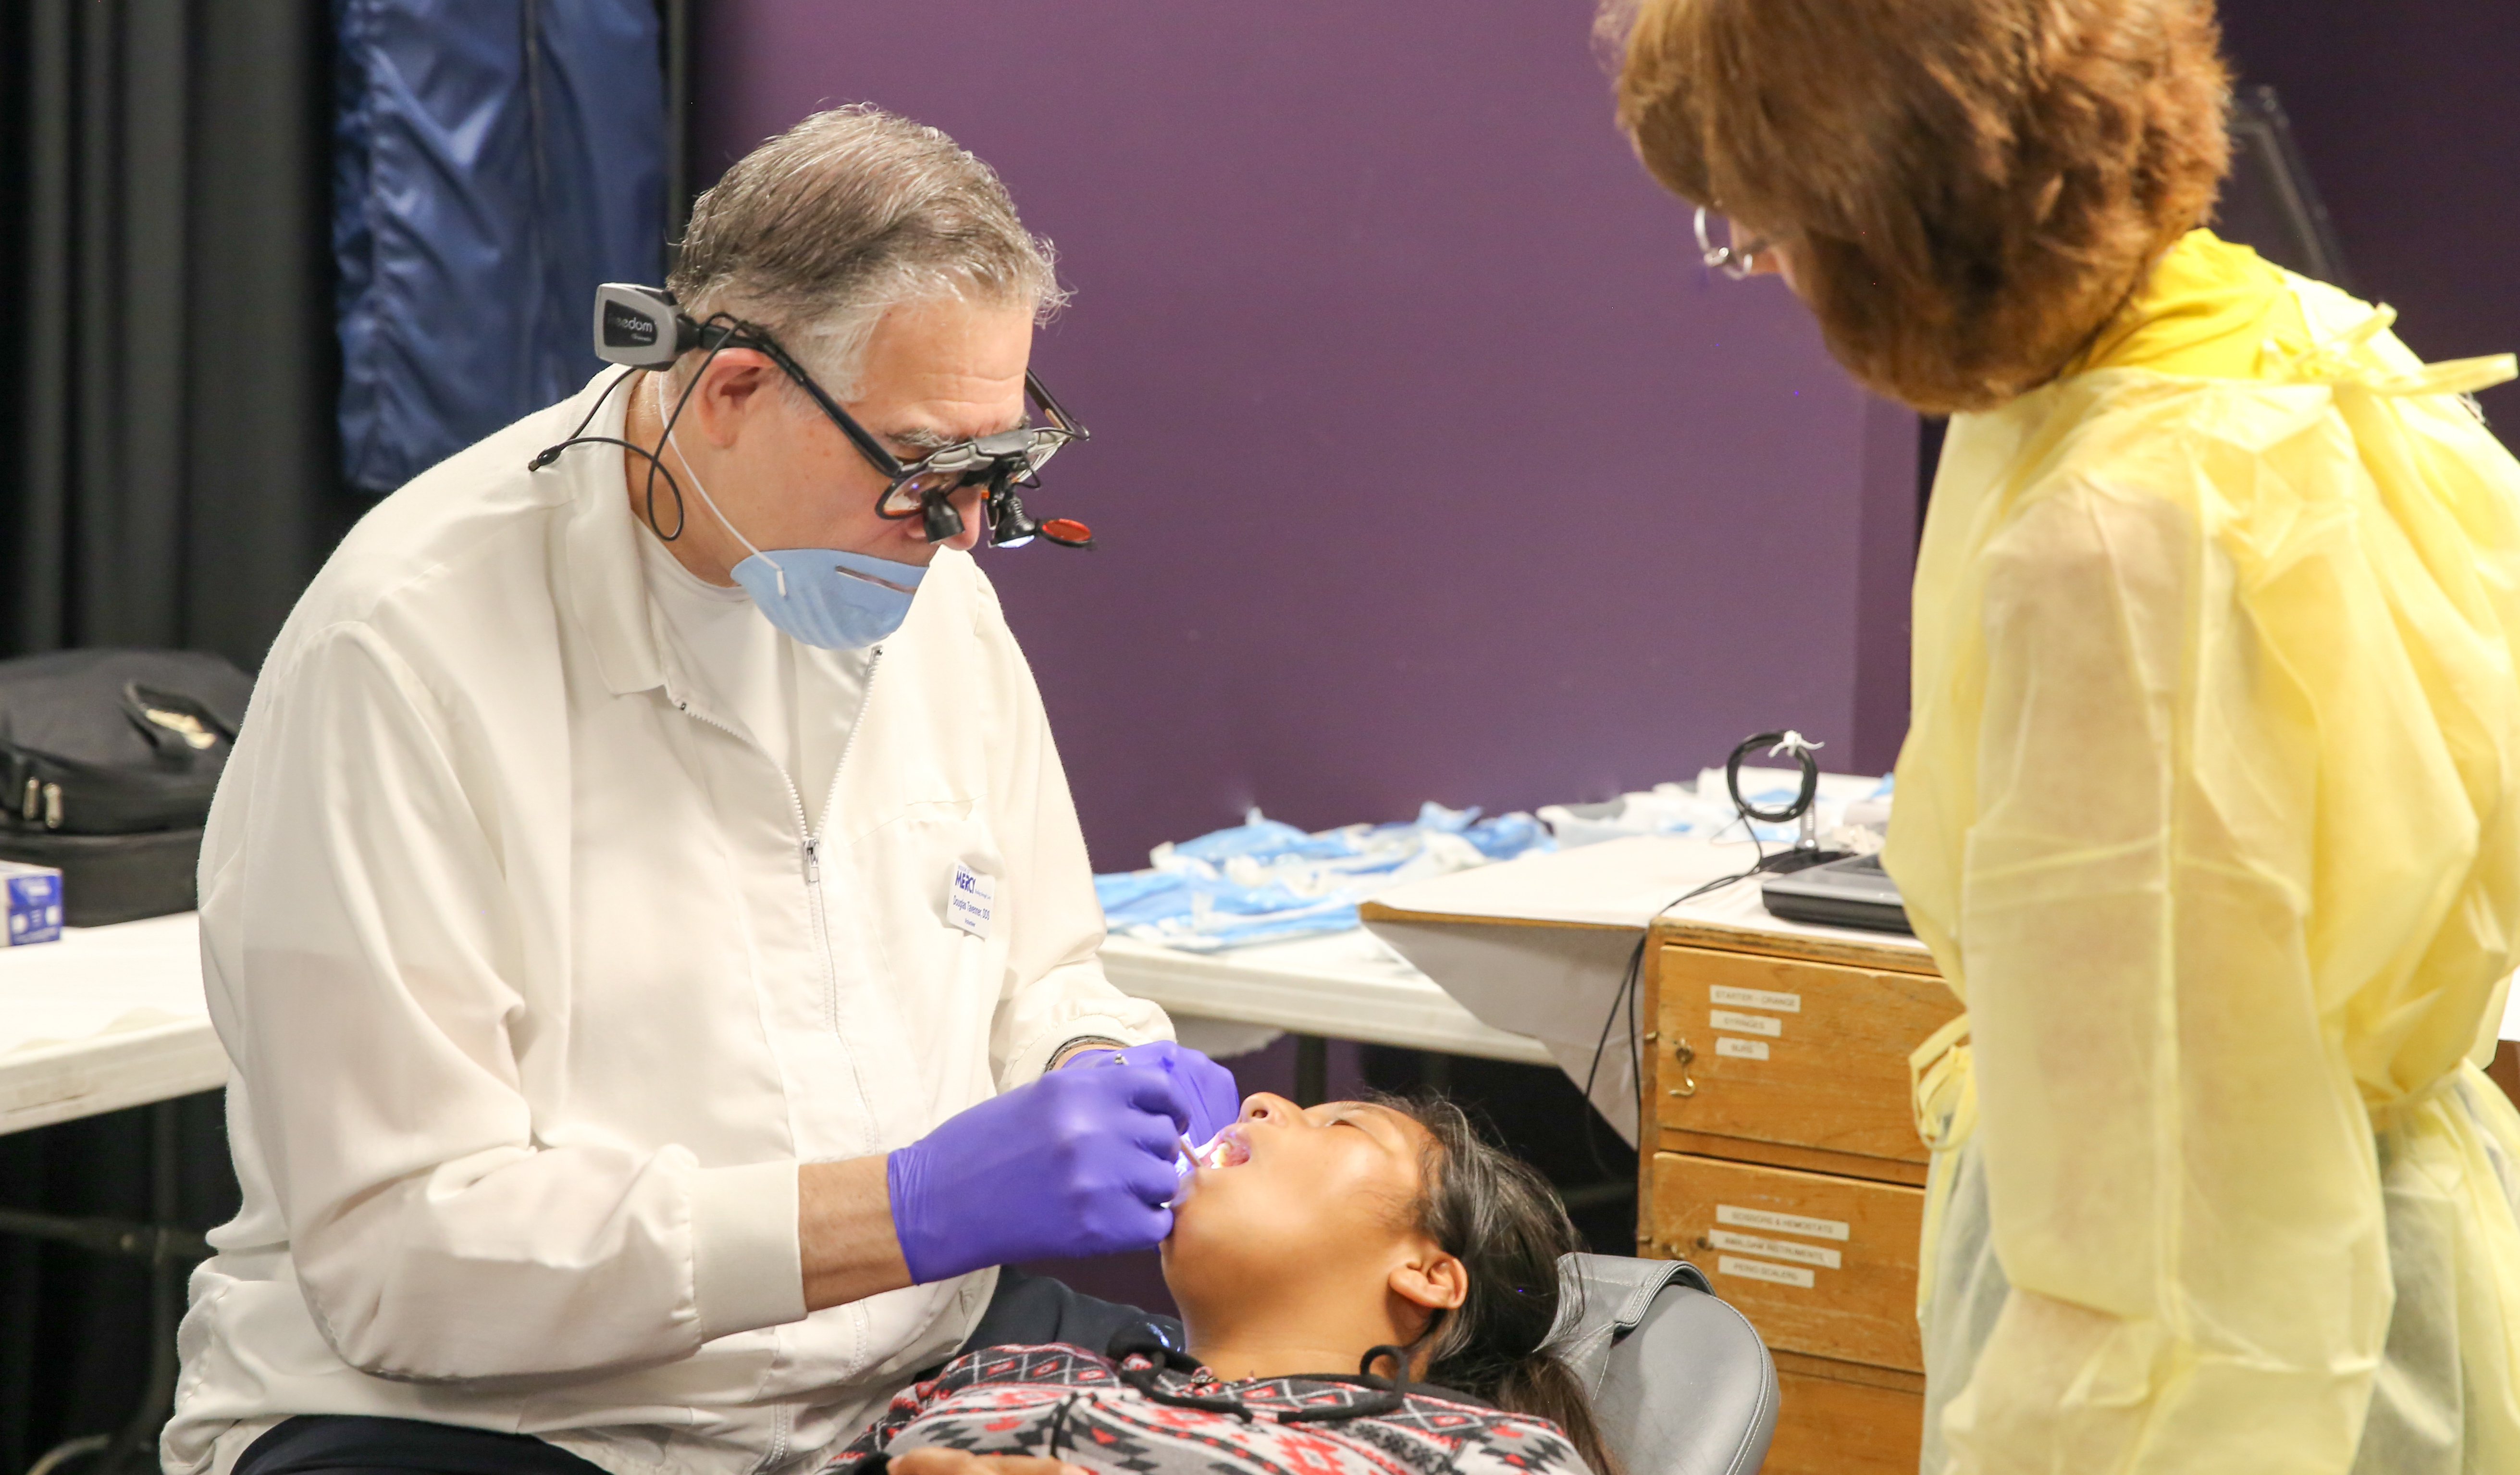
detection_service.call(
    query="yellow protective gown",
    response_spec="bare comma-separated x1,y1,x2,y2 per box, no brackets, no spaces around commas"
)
1883,229,2520,1474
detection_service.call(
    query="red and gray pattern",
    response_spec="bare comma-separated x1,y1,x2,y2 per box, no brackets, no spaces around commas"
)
826,1343,1589,1475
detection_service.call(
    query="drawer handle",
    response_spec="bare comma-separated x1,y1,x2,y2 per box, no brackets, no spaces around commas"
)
1668,1037,1697,1097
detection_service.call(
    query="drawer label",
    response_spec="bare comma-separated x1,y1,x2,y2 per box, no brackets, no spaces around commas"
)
1710,1228,1842,1269
1715,1037,1769,1060
1717,1254,1816,1289
1710,1009,1782,1037
1717,1203,1850,1241
1709,985,1801,1014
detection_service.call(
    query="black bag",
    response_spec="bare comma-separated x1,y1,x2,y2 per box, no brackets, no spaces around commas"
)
0,648,254,925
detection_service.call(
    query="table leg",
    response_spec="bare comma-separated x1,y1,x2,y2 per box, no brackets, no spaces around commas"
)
2,1101,202,1475
101,1101,184,1475
1294,1036,1327,1106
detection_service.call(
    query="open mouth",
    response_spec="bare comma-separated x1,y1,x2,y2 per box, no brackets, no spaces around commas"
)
1187,1125,1251,1170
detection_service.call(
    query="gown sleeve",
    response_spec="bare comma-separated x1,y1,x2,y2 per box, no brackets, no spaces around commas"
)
1934,471,2396,1470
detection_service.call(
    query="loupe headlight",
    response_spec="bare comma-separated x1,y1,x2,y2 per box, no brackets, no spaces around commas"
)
988,481,1042,548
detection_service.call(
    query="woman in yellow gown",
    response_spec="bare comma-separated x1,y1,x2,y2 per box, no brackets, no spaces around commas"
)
1606,0,2520,1469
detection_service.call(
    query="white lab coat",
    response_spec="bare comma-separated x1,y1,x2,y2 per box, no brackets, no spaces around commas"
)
165,373,1171,1475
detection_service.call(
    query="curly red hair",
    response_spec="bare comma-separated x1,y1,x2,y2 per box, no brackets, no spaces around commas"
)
1608,0,2232,412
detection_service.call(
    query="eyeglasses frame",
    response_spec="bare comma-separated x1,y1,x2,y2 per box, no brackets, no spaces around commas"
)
667,315,1091,529
1694,205,1774,282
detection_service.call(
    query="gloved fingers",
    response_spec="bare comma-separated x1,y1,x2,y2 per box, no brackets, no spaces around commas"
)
1065,1040,1242,1145
1112,1140,1186,1207
1128,1044,1220,1123
1092,1060,1198,1141
1161,1045,1243,1146
1076,1194,1174,1255
1032,1062,1190,1167
892,1061,1222,1282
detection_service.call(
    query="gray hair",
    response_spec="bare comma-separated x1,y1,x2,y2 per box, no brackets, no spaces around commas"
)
666,105,1065,397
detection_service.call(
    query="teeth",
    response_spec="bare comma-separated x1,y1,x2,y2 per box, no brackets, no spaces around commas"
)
1190,1128,1250,1169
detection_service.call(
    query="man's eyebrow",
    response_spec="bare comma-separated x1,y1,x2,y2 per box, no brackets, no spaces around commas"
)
884,426,960,453
881,414,1033,455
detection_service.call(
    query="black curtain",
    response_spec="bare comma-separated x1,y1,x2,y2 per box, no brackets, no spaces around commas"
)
3,0,352,669
0,0,338,1463
0,0,692,1456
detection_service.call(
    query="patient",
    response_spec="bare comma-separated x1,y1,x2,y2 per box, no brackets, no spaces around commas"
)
827,1091,1617,1475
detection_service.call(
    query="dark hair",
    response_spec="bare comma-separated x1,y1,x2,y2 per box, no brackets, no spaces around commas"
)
1605,0,2231,413
1378,1094,1621,1475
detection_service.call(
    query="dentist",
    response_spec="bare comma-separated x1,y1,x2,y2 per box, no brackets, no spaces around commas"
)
169,106,1235,1475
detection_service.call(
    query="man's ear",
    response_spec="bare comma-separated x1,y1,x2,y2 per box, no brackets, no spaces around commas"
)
689,349,783,447
1387,1242,1469,1315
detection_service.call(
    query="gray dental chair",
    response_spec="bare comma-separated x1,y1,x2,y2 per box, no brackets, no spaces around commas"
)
1553,1253,1778,1475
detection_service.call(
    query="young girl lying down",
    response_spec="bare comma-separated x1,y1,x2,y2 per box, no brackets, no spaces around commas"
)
823,1091,1616,1475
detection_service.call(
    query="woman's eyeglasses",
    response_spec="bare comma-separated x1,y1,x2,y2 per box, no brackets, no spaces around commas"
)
1695,206,1774,281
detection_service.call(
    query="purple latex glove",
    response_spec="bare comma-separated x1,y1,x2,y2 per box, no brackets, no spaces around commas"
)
888,1062,1189,1285
1064,1040,1242,1151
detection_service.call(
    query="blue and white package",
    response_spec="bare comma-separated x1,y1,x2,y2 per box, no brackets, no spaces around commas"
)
1094,802,1554,953
2,860,64,947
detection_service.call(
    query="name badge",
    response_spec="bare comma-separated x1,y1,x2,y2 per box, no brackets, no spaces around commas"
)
947,862,996,939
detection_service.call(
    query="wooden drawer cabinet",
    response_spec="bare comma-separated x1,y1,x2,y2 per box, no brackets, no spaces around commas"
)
1639,917,1946,1471
1767,1355,1926,1475
1647,1153,1925,1371
1655,943,1960,1185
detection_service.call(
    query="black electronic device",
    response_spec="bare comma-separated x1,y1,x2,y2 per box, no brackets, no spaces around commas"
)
1758,851,1914,936
593,282,698,369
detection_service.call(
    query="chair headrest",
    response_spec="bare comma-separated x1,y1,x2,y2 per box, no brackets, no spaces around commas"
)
1545,1252,1713,1395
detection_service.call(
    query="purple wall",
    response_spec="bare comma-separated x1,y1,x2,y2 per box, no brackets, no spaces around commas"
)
2217,1,2520,426
692,4,2517,871
694,1,1889,869
690,0,2518,1325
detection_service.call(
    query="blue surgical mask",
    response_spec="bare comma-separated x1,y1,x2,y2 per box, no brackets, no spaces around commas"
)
660,377,928,650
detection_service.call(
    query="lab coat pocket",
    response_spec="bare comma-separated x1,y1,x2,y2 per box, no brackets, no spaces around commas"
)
835,802,1009,1136
889,805,1008,944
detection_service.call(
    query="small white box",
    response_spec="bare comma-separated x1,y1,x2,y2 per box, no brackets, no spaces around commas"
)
2,859,65,947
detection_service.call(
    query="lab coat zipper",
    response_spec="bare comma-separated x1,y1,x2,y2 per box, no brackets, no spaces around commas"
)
666,686,840,1043
815,645,881,1041
667,673,892,1174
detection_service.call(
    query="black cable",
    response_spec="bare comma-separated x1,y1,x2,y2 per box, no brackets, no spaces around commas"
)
1725,730,1820,824
534,364,636,455
1044,1393,1083,1460
1576,731,1831,1182
640,315,745,540
1578,863,1762,1182
1276,1345,1411,1424
527,314,748,542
